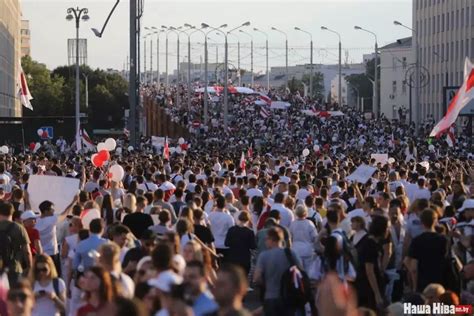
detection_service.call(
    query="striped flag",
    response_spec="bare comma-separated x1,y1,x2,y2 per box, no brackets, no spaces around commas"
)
240,151,246,170
247,144,253,158
430,58,474,137
260,106,271,119
446,125,455,147
18,63,33,110
163,137,170,160
258,93,272,106
81,128,95,152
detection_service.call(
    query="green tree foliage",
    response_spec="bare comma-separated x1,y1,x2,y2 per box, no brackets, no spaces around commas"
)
22,56,128,130
286,72,324,99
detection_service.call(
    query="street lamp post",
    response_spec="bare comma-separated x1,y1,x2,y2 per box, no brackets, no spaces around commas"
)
354,26,378,117
82,73,89,109
253,28,269,91
394,20,420,131
321,26,342,106
143,34,148,83
271,27,288,89
66,7,89,150
239,30,254,87
295,27,313,98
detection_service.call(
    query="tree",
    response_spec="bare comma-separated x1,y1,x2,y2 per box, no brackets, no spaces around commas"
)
21,56,65,117
286,72,324,99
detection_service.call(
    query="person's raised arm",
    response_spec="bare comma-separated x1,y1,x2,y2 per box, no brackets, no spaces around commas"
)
58,194,79,223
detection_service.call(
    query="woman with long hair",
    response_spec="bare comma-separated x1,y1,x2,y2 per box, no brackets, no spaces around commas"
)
77,266,117,316
30,254,66,316
102,194,115,226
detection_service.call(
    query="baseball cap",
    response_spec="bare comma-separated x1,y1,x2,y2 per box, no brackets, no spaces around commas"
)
458,199,474,213
148,270,183,292
21,210,40,221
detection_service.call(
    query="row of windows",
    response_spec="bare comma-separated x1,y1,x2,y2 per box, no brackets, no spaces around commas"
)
420,38,473,65
416,7,474,35
20,29,30,35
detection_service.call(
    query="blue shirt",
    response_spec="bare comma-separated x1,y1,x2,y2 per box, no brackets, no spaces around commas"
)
192,290,218,316
73,234,108,270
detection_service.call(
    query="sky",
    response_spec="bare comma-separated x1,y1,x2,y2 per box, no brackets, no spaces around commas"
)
22,0,413,73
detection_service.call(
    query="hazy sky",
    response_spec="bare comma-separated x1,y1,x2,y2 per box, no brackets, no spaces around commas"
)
22,0,412,72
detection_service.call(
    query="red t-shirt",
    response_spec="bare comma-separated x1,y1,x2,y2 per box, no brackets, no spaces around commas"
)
25,227,40,255
76,303,103,316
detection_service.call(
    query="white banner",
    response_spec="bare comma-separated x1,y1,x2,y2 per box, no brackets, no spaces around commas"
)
28,175,80,214
371,153,389,165
347,165,377,184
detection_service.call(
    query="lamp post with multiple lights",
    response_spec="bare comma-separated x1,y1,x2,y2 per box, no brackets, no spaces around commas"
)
294,27,313,97
321,26,342,106
271,27,288,89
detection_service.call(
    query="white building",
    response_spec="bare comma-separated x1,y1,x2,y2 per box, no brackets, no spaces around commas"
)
379,37,413,120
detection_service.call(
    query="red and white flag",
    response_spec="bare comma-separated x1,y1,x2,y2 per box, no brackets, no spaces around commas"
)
430,57,474,137
260,106,271,119
163,137,170,160
258,93,272,106
446,125,456,147
18,63,33,110
81,128,95,152
239,151,246,170
247,144,253,159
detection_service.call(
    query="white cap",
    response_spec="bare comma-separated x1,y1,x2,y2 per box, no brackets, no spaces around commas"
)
458,199,474,213
148,270,183,292
21,210,40,221
329,186,342,196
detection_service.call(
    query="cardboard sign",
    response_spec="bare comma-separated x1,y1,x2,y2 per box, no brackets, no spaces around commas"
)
371,153,389,165
28,175,80,214
151,136,166,148
347,165,377,184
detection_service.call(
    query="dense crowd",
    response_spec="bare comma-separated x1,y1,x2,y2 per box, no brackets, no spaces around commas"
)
0,84,472,316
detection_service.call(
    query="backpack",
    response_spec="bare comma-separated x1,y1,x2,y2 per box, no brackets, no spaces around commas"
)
0,222,16,273
332,230,359,270
280,248,312,307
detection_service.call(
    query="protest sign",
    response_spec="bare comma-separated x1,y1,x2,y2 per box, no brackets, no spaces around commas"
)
347,165,377,184
151,136,166,148
371,153,389,165
28,175,80,214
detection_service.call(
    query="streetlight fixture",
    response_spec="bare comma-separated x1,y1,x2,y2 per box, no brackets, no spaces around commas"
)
321,26,342,106
271,27,288,89
294,26,313,98
66,6,89,151
354,25,379,117
178,25,196,110
239,29,254,87
164,26,179,87
394,20,420,130
91,0,119,38
253,28,269,91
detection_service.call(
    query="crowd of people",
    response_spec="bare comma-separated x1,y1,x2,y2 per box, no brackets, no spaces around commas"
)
0,83,472,316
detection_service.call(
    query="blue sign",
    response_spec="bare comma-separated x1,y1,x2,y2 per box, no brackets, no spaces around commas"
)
38,126,54,140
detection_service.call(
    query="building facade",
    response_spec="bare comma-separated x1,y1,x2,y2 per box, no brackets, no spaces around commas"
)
20,19,31,57
414,0,474,121
0,0,22,117
379,37,414,120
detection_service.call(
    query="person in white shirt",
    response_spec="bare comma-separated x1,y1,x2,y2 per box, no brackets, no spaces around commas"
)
246,177,263,200
207,196,235,258
270,193,294,228
412,178,431,201
137,175,159,193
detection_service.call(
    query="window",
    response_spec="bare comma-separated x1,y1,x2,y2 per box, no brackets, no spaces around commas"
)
467,39,470,57
437,15,440,33
451,41,454,60
442,14,445,32
451,11,454,29
461,40,464,60
446,12,449,31
432,17,436,34
461,8,465,27
392,57,397,69
402,80,407,94
402,57,407,69
456,10,459,29
392,81,397,94
456,41,459,60
467,7,470,27
441,43,445,60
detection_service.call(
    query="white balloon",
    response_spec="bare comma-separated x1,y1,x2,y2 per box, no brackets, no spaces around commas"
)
37,129,43,136
302,148,310,157
388,157,396,164
178,137,185,145
104,138,117,151
0,146,8,154
428,144,435,151
116,147,122,155
109,164,125,182
313,145,320,152
33,142,41,153
127,146,134,151
175,146,182,154
97,142,107,152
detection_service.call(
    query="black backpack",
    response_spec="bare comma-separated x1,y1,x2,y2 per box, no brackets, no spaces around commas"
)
280,248,312,307
0,222,16,273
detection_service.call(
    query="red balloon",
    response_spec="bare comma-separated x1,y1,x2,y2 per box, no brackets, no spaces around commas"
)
98,150,110,161
92,155,105,168
29,142,35,151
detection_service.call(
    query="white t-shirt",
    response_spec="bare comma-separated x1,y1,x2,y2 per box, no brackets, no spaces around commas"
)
138,182,159,192
111,271,135,299
32,278,66,316
208,211,235,249
36,215,59,255
247,188,263,200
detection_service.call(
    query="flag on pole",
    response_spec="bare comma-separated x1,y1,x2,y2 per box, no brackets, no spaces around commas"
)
18,63,33,110
430,57,474,137
239,151,246,171
163,137,170,160
257,93,272,106
81,128,95,152
247,144,253,159
446,125,455,147
75,124,82,153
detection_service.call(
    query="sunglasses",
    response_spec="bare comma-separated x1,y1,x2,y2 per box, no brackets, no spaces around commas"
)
36,267,48,273
7,291,28,302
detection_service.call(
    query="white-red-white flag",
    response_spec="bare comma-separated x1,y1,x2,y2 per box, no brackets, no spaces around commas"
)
81,128,95,152
239,151,246,171
430,58,474,137
446,125,455,147
260,106,271,119
18,63,33,110
163,137,170,160
247,144,253,159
